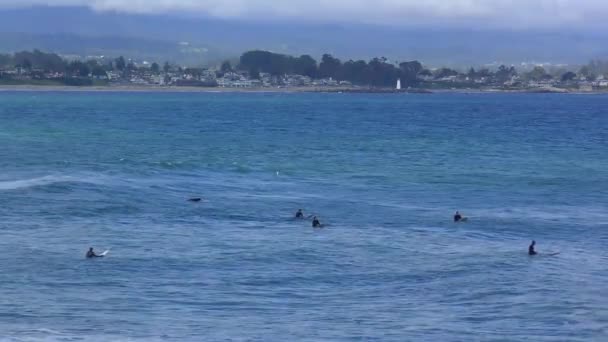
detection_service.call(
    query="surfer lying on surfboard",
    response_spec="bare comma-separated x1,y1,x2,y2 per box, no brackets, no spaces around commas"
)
86,247,107,258
295,209,314,220
312,216,323,228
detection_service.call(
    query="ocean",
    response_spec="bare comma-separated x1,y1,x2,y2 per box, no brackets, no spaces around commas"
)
0,91,606,341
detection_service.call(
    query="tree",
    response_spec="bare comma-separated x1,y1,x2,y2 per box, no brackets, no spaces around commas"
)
341,60,369,85
495,65,517,83
477,68,492,78
249,67,261,80
115,56,126,71
434,67,458,79
318,54,342,79
239,50,293,76
67,61,90,77
184,68,203,78
294,55,317,78
151,62,160,73
21,58,32,70
587,60,608,77
419,69,433,77
526,66,551,81
0,53,11,67
578,65,596,81
399,60,423,85
13,50,66,72
365,57,399,87
561,71,577,82
467,67,476,78
221,60,233,73
91,65,107,78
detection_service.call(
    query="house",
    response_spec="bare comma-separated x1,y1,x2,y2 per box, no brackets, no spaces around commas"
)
106,71,122,81
129,76,149,85
319,77,338,86
151,75,165,85
285,75,313,87
439,75,458,82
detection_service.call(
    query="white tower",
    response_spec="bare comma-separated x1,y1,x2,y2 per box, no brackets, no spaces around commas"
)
396,78,402,90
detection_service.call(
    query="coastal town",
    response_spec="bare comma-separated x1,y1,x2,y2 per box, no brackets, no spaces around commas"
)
2,49,608,92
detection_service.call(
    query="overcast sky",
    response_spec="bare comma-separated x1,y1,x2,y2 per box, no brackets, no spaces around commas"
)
0,0,605,29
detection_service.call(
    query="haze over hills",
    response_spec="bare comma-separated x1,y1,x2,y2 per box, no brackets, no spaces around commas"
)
0,6,607,67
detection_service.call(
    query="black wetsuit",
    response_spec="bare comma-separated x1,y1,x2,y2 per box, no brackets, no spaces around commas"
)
454,214,462,222
86,251,97,258
296,212,304,219
312,219,321,228
528,245,537,256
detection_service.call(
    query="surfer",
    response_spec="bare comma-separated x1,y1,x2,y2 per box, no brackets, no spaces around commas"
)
528,241,537,256
295,209,304,219
312,216,322,228
454,211,463,222
86,247,103,258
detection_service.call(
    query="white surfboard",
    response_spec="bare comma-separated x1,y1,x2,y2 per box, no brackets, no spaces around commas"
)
100,250,110,257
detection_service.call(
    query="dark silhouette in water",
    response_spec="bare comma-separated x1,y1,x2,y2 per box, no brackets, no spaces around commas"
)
188,198,202,202
86,247,103,258
312,216,322,228
295,209,304,219
454,211,463,222
529,241,537,255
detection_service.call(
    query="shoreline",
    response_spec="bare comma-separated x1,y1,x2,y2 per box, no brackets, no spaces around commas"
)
0,84,606,94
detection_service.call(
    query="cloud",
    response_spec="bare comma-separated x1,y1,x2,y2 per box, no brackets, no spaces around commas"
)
1,0,607,29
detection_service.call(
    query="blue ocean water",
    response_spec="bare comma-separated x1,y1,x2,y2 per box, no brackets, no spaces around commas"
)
0,91,607,341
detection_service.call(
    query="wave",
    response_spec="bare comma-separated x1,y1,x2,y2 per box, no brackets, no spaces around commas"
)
364,200,608,226
473,206,608,224
0,175,76,191
0,331,165,342
0,174,114,191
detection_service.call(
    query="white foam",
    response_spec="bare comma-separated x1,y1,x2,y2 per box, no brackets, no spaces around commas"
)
0,173,112,191
0,175,71,190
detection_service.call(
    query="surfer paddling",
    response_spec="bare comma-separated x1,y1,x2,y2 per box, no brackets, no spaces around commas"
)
86,247,104,258
454,211,467,222
295,209,304,219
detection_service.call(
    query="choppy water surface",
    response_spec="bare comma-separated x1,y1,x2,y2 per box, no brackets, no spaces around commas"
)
0,92,607,341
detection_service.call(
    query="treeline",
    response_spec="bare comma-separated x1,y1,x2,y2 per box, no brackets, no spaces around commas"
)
2,49,607,88
238,50,559,87
238,50,608,87
0,50,166,77
239,50,424,87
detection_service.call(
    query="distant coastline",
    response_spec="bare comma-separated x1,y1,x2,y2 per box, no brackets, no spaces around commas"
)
3,49,608,95
1,84,606,94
